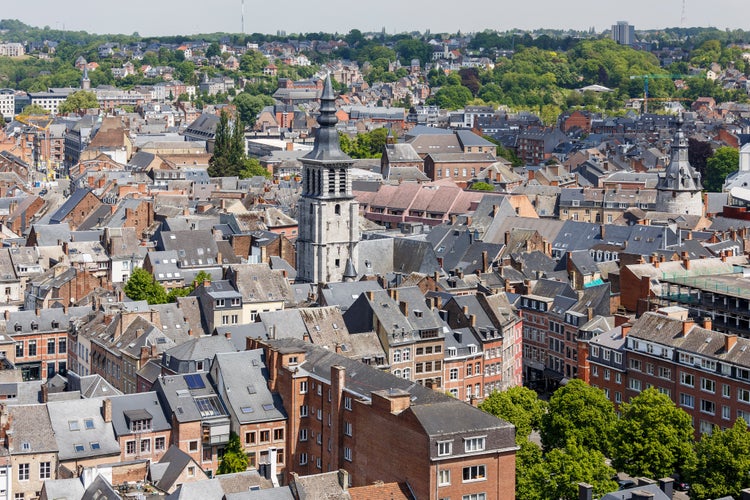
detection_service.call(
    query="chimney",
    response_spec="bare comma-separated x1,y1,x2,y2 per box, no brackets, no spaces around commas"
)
140,346,150,365
224,331,232,340
703,316,712,331
102,398,112,423
621,323,632,337
286,141,294,152
721,250,727,263
338,469,349,492
682,319,695,337
470,314,477,327
658,478,674,499
631,491,655,500
681,251,690,270
578,483,593,500
390,289,399,303
600,225,606,240
268,447,279,487
41,384,49,403
481,250,489,272
587,307,594,321
685,231,692,240
725,334,738,353
399,300,408,317
365,290,375,301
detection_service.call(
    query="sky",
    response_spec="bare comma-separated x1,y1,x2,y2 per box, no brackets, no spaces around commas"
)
1,0,746,37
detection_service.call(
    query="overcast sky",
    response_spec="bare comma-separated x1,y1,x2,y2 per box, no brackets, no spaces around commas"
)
2,0,745,37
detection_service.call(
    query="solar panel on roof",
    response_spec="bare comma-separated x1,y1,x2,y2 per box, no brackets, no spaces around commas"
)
183,374,205,389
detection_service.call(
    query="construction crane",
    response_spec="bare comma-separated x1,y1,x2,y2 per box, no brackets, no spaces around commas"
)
629,74,687,114
15,113,56,182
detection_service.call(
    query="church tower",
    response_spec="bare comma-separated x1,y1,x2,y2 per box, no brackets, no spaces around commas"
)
655,116,703,216
296,75,359,284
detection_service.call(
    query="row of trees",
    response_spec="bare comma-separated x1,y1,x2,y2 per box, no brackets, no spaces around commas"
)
480,381,750,500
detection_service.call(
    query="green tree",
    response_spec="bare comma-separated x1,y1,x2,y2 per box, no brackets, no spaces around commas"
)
687,419,750,500
58,90,98,114
205,42,221,59
479,387,546,442
540,379,616,455
19,103,48,116
233,92,273,125
123,268,168,304
611,387,697,478
705,146,739,192
428,84,473,110
518,439,618,500
217,433,248,474
239,157,270,178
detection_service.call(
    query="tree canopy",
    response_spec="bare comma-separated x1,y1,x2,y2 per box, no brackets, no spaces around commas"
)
479,387,546,441
611,387,697,478
58,90,98,115
704,146,739,192
540,379,617,455
208,111,247,178
687,418,750,500
123,268,168,304
217,433,248,474
339,128,388,159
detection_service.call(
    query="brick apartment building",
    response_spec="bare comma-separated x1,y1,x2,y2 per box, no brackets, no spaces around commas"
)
247,337,517,500
582,306,750,436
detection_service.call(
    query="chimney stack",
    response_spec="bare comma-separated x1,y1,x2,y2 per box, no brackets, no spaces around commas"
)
621,323,632,337
725,334,738,353
703,316,712,331
399,300,408,317
102,398,112,423
578,483,593,500
658,477,674,499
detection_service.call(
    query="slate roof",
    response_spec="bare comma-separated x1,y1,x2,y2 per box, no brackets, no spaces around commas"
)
47,398,121,461
110,391,171,437
49,188,98,225
213,350,287,424
7,404,58,454
152,445,208,493
154,371,229,423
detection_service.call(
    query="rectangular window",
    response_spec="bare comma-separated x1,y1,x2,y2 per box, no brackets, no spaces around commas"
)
628,379,641,392
299,453,308,465
155,437,166,451
300,405,308,417
723,384,731,398
438,469,451,486
18,463,29,481
59,338,67,354
739,388,750,403
141,439,151,453
450,368,459,380
39,462,51,479
47,338,56,355
701,378,716,393
15,342,22,358
680,393,694,409
299,429,308,442
300,381,308,394
274,428,284,441
126,441,136,454
462,495,486,500
344,396,352,410
464,437,486,452
245,431,256,444
344,447,352,462
344,421,352,436
189,441,198,452
680,372,694,387
462,465,486,482
27,340,36,357
260,430,270,443
437,441,452,456
723,405,731,420
701,399,715,415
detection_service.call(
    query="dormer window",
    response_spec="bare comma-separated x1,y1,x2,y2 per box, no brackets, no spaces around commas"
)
31,322,38,331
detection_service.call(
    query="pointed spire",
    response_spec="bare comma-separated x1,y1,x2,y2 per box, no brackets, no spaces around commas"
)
303,73,351,162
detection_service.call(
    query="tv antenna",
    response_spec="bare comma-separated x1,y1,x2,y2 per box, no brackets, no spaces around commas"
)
680,0,687,28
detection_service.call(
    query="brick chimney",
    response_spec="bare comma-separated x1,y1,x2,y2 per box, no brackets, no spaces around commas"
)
621,323,632,337
682,319,695,337
725,334,738,353
102,398,112,423
681,251,690,270
703,317,712,330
